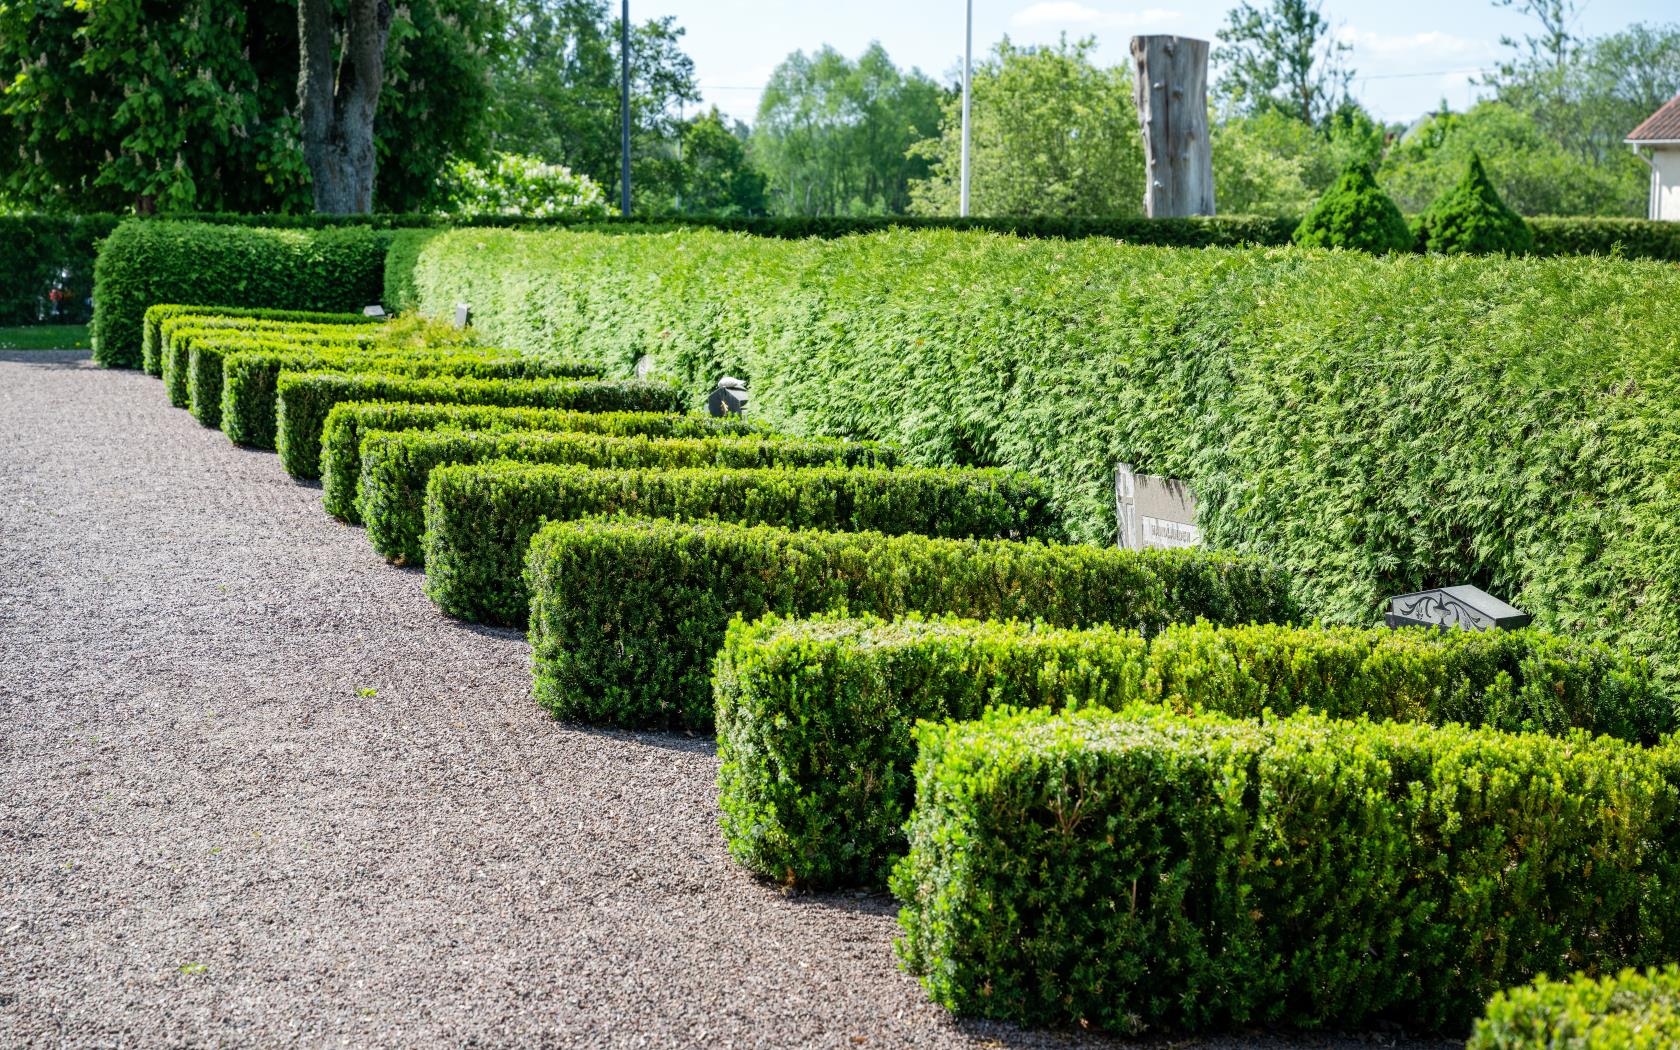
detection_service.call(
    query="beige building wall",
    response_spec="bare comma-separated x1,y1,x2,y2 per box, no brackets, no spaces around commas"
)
1651,147,1680,221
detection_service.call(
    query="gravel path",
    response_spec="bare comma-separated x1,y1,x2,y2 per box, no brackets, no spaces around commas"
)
0,352,1460,1049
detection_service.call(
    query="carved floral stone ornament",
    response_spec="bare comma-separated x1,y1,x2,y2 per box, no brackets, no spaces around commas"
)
1385,584,1530,632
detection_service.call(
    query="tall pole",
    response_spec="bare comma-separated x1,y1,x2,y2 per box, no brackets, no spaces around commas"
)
620,0,631,217
959,0,972,217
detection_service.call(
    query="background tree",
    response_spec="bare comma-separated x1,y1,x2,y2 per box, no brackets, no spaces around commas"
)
750,43,941,216
673,109,766,216
490,0,699,211
1212,103,1387,214
1213,0,1354,127
298,0,394,213
909,36,1142,217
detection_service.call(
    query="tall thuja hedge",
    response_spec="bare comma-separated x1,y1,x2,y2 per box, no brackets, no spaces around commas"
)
405,227,1680,684
91,221,394,369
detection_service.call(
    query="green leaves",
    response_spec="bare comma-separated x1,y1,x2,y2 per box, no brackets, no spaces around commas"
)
1469,966,1680,1049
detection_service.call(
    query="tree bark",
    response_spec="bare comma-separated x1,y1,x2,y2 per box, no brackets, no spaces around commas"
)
298,0,393,214
1130,35,1215,217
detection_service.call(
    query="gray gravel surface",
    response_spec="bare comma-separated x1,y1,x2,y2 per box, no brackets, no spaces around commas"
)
0,352,1462,1050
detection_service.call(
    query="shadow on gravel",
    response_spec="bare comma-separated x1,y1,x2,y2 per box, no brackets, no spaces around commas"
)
0,350,92,368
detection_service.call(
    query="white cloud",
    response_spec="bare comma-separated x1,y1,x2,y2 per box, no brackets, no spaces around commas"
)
1334,26,1490,61
1011,3,1184,31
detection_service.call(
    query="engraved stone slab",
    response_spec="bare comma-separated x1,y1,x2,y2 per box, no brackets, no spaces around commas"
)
1386,585,1530,632
706,376,749,417
453,303,472,329
635,354,653,380
1116,463,1199,550
362,305,387,318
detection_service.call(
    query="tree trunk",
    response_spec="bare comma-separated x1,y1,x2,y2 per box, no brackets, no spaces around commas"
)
298,0,393,214
1130,35,1215,217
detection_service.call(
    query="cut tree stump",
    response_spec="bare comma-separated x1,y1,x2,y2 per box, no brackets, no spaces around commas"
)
1130,35,1215,218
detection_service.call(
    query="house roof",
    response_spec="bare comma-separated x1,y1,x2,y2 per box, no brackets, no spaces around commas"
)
1628,92,1680,143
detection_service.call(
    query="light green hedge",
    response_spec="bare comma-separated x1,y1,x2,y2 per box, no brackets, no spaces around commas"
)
319,402,768,523
431,462,1060,629
403,226,1680,686
716,615,1666,890
525,518,1295,731
359,429,897,565
1468,966,1680,1049
176,331,389,424
893,704,1680,1033
143,305,378,377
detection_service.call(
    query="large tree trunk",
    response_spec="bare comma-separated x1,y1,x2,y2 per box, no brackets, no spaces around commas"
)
1130,35,1215,217
299,0,393,214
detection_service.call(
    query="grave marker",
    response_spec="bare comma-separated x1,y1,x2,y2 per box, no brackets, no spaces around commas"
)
1115,463,1200,550
706,376,749,417
1385,585,1530,632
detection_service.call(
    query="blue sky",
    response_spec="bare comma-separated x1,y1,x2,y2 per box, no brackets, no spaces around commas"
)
636,0,1675,126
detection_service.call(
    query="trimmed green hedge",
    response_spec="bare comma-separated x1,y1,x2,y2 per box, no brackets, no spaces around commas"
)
173,330,386,421
143,304,378,376
434,462,1059,629
92,220,391,368
893,704,1680,1033
1468,966,1680,1048
275,372,674,480
320,402,768,523
525,517,1293,730
716,615,1666,890
405,226,1680,687
360,429,895,565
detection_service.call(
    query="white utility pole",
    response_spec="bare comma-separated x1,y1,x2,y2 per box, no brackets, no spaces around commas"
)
959,0,972,217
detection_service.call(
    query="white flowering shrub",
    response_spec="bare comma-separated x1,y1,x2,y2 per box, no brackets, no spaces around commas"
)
439,153,610,219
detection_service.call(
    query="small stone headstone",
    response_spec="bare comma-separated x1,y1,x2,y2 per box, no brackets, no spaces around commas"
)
362,305,387,318
635,355,653,381
453,303,472,329
706,376,749,417
1385,585,1529,632
1115,463,1199,550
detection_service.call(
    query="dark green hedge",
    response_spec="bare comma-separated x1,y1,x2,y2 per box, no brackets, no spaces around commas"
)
433,462,1059,629
1528,216,1680,262
1467,965,1680,1048
0,214,120,325
144,304,377,376
893,704,1680,1033
717,615,1666,890
525,517,1294,731
91,220,392,368
360,429,897,565
320,402,768,523
405,226,1680,689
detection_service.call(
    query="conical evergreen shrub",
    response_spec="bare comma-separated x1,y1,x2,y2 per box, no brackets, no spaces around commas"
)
1415,152,1535,255
1292,161,1413,254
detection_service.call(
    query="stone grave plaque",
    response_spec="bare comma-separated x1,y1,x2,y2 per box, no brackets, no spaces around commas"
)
635,355,653,380
706,376,749,417
362,305,387,318
1385,585,1529,632
453,303,472,329
1115,463,1200,550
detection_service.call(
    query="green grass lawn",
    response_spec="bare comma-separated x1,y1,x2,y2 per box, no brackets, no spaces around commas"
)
0,324,91,350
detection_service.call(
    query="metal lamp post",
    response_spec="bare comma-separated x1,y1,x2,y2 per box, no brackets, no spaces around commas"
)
959,0,972,217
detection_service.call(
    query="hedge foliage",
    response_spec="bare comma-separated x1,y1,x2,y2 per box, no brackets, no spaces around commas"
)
432,462,1059,628
143,304,378,376
1468,966,1680,1049
405,226,1680,686
174,329,387,422
91,220,391,368
1291,162,1413,253
319,402,767,523
716,615,1666,890
892,704,1680,1033
360,429,896,565
525,517,1294,730
275,371,665,480
1416,153,1536,255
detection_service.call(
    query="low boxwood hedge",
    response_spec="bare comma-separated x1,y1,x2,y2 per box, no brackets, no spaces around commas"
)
360,429,897,565
435,463,1060,629
274,372,677,480
320,402,768,523
143,304,378,376
892,704,1680,1033
716,615,1666,890
524,517,1292,730
177,330,388,423
1467,965,1680,1048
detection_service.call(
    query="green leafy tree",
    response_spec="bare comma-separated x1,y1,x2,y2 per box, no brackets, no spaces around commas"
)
1415,152,1536,254
1212,103,1388,215
673,109,766,216
1214,0,1354,127
1381,101,1638,215
909,36,1142,218
1292,161,1412,252
439,153,608,218
751,43,941,216
490,0,699,212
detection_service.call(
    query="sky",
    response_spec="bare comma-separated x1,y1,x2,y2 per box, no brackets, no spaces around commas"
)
631,0,1675,127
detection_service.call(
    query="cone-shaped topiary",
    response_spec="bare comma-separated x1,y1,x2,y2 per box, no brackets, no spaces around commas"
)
1415,152,1535,255
1292,161,1414,254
